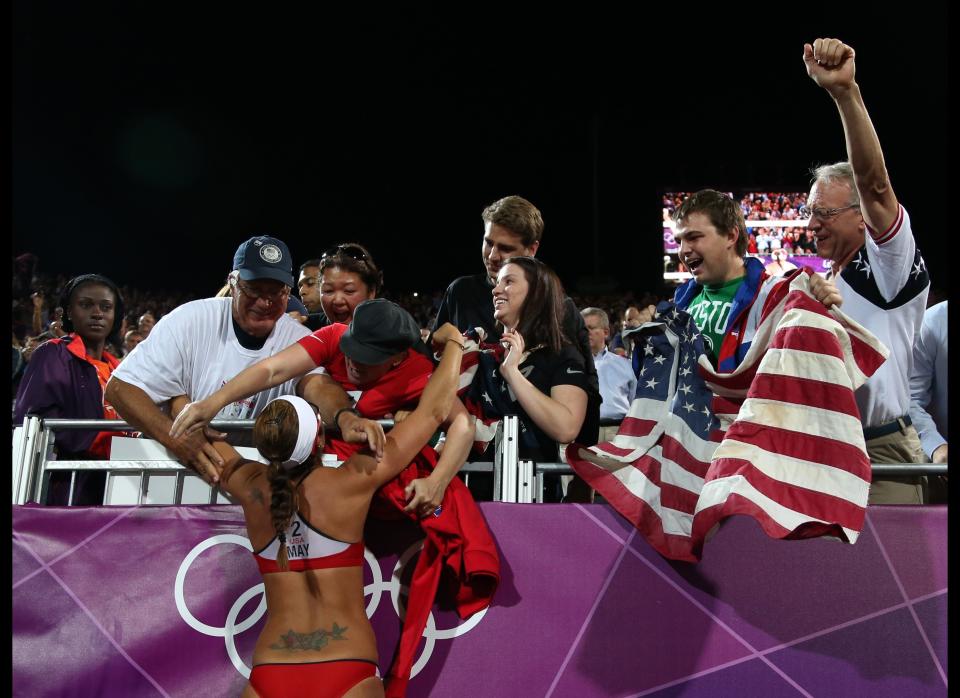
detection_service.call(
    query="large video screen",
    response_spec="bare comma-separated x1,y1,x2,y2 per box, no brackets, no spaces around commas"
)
662,191,831,283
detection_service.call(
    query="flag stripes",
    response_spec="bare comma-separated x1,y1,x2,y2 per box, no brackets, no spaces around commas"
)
567,270,888,562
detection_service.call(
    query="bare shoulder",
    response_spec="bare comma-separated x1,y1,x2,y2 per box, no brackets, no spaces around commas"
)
220,458,269,505
334,452,381,489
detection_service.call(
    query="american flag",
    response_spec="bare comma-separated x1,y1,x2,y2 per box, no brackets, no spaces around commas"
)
453,329,519,455
566,270,889,562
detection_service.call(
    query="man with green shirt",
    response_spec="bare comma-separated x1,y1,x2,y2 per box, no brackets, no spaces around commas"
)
671,189,840,372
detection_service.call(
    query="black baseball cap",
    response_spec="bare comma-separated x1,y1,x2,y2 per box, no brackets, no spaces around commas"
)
233,236,294,287
339,299,421,365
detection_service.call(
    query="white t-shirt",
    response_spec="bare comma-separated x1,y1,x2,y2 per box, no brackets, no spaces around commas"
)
830,205,929,428
111,298,325,419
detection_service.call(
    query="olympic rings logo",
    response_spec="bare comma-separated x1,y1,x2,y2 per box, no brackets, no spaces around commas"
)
174,534,487,679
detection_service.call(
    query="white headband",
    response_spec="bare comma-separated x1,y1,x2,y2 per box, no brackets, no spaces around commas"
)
265,395,319,470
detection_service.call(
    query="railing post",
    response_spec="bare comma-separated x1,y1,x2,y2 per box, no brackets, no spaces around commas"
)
13,415,41,505
33,425,55,505
518,460,534,504
492,421,503,502
496,416,519,502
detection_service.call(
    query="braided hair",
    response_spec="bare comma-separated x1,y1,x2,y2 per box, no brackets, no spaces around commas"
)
252,399,319,570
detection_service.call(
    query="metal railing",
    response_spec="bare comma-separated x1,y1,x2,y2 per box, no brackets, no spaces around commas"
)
11,416,496,506
12,415,947,506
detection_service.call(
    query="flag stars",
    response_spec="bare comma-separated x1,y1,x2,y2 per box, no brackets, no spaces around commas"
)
644,344,655,356
679,383,692,395
680,366,691,377
653,355,666,365
912,259,926,280
645,377,659,390
683,401,695,413
852,252,872,279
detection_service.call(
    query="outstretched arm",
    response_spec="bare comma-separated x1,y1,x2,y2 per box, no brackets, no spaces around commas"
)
106,377,225,484
803,38,899,234
169,342,317,438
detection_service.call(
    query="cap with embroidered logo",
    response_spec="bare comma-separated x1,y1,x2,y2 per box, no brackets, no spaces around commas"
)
233,236,294,287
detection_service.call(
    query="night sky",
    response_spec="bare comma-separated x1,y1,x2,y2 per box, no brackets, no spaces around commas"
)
12,6,950,299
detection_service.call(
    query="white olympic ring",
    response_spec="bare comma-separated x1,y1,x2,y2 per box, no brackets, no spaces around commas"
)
175,534,487,680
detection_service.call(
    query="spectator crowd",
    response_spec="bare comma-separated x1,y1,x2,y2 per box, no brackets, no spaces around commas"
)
11,38,947,515
664,191,820,257
12,255,664,398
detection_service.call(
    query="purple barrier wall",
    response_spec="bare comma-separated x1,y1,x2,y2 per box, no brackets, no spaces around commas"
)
13,503,946,697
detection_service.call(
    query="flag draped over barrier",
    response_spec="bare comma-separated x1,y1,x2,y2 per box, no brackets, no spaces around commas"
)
566,270,889,562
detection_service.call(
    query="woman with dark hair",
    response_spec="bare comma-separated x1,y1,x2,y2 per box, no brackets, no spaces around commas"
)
466,256,598,499
14,273,127,503
206,323,465,697
318,243,383,325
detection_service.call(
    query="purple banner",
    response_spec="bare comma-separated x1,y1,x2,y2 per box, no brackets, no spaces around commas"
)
13,503,947,697
755,253,832,274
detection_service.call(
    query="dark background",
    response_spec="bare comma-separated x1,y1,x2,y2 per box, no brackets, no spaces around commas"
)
12,5,950,299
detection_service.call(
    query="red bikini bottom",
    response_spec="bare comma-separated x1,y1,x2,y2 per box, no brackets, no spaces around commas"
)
249,659,379,697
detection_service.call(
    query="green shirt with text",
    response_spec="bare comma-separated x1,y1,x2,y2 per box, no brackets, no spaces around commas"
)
687,276,744,363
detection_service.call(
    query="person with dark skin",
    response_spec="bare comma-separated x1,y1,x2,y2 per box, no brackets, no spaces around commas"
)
14,274,128,503
297,258,328,331
200,322,465,698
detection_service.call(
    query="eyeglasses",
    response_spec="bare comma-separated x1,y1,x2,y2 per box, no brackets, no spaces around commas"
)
233,278,290,304
799,204,860,221
321,244,371,264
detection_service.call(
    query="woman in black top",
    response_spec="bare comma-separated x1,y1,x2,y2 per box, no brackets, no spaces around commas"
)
468,257,597,500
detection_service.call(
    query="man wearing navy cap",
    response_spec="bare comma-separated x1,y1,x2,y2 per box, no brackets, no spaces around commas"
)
107,235,384,483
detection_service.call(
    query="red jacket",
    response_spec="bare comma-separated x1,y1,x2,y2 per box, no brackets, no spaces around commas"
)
373,446,500,697
299,325,500,696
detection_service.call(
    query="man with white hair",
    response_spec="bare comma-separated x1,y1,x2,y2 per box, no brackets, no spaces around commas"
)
581,307,636,443
803,37,930,503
